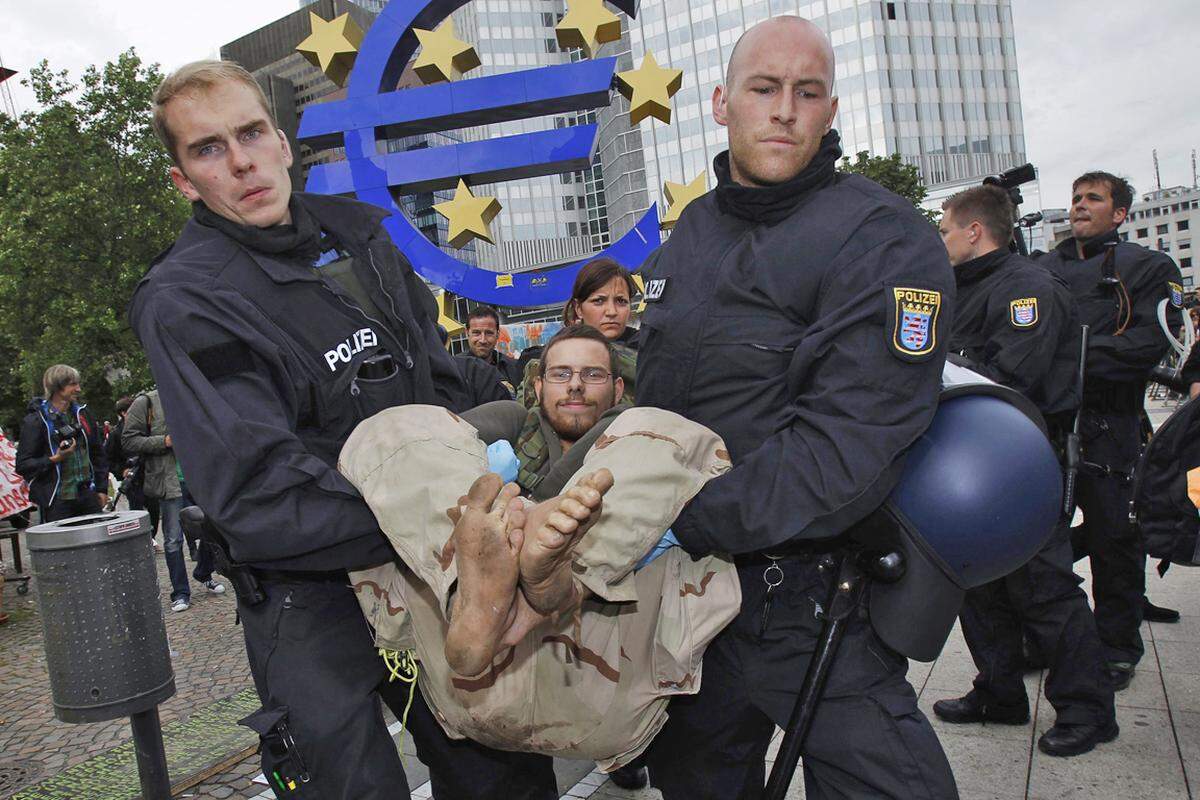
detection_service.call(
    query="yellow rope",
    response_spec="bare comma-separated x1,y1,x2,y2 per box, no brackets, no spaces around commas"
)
380,648,419,765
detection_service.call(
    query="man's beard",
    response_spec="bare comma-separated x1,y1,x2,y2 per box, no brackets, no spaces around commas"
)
548,388,614,444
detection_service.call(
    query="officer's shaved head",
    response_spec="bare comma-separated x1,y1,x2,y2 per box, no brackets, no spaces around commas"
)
713,15,839,188
724,16,835,91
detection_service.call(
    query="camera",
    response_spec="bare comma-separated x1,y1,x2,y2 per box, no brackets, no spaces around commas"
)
54,422,80,448
983,163,1038,255
983,163,1037,192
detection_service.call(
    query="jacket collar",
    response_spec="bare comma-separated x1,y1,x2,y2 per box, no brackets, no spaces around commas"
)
178,193,393,286
1055,227,1122,261
954,248,1009,288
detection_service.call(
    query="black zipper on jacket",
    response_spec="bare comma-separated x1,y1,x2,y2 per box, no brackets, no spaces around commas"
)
312,247,415,373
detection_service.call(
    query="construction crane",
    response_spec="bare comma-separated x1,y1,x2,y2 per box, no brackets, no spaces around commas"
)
0,49,18,118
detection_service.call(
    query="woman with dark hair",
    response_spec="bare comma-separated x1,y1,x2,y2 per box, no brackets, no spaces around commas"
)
520,258,641,407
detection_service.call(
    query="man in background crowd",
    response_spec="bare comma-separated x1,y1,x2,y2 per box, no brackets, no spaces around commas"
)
458,305,523,391
105,396,162,550
123,389,224,612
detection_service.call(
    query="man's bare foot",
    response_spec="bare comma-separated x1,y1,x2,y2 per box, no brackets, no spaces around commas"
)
498,591,550,648
519,469,614,615
444,474,526,676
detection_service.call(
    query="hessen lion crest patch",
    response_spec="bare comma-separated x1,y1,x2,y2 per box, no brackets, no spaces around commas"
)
888,287,942,361
1010,297,1039,328
1169,282,1184,309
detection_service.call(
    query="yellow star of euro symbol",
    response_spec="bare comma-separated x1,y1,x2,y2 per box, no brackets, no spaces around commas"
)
660,171,708,230
437,292,464,338
433,180,502,249
631,273,647,313
616,51,683,126
413,19,481,84
295,12,364,87
555,0,622,59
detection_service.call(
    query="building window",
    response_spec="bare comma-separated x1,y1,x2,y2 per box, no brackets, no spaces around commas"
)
1137,228,1148,238
885,2,896,20
1180,219,1191,232
1185,275,1195,287
1182,257,1193,269
1157,224,1170,235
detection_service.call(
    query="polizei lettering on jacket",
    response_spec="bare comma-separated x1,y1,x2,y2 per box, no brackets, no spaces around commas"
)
325,328,379,372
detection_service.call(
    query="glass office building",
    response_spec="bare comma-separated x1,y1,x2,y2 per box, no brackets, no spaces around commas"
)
601,0,1029,238
287,0,1030,276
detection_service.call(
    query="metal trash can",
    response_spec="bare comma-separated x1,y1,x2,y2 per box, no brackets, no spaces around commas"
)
27,510,176,723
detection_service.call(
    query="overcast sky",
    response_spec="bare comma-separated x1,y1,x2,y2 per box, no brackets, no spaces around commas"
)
2,1,1197,209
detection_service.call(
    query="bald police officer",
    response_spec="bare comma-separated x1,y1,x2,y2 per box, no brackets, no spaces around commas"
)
1035,172,1183,691
934,185,1117,757
636,16,958,799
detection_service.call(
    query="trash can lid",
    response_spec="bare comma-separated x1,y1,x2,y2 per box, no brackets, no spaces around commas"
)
26,511,151,551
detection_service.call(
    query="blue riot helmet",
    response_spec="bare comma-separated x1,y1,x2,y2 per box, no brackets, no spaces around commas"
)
861,375,1063,662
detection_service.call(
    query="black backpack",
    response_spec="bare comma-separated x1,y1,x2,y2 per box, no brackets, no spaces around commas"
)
1131,398,1200,570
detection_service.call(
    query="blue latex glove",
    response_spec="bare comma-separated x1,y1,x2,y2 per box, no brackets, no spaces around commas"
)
486,440,519,484
635,529,680,570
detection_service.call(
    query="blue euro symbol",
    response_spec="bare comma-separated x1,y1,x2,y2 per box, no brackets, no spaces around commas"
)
297,0,661,306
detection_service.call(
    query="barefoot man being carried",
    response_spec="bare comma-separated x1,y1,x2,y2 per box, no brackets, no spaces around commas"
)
341,324,740,771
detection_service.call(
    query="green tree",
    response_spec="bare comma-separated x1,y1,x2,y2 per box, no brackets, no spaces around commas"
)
0,49,188,434
838,151,938,224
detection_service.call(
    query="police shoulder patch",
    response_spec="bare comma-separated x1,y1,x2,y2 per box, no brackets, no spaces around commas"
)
1169,281,1184,309
1009,297,1039,329
886,286,942,362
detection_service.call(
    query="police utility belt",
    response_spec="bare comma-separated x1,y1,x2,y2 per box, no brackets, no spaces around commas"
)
178,506,347,608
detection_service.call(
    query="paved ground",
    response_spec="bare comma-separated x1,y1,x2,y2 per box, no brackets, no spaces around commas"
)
0,398,1195,799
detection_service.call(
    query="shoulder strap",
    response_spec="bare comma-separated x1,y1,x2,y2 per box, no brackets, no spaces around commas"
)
134,393,154,434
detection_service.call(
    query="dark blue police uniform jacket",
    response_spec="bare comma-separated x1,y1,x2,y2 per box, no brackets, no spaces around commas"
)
639,174,955,557
129,193,468,572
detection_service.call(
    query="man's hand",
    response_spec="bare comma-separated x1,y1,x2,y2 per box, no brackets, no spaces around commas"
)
164,434,173,448
1190,382,1200,400
96,493,109,509
49,438,79,463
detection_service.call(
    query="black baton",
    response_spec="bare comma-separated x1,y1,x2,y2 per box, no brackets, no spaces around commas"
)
1062,324,1089,518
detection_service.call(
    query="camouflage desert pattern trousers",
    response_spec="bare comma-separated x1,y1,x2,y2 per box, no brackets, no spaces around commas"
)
337,405,740,769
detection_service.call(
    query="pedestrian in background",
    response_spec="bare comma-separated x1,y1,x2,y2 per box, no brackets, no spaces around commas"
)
105,396,162,551
15,365,108,523
122,390,223,612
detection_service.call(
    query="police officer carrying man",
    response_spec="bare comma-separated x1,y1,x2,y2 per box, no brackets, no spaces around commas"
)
1035,172,1183,691
933,185,1118,756
130,61,557,799
636,17,958,798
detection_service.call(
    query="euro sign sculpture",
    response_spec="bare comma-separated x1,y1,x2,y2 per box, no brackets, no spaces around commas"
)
298,0,662,306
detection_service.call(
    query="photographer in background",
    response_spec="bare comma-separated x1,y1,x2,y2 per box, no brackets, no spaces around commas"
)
15,364,109,522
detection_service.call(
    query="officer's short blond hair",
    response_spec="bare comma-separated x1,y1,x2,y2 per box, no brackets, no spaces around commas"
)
152,60,276,165
42,365,81,399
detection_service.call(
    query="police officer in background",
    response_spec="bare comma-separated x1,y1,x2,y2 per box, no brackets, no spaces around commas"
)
637,17,957,798
934,185,1118,757
1035,171,1184,691
130,60,555,799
